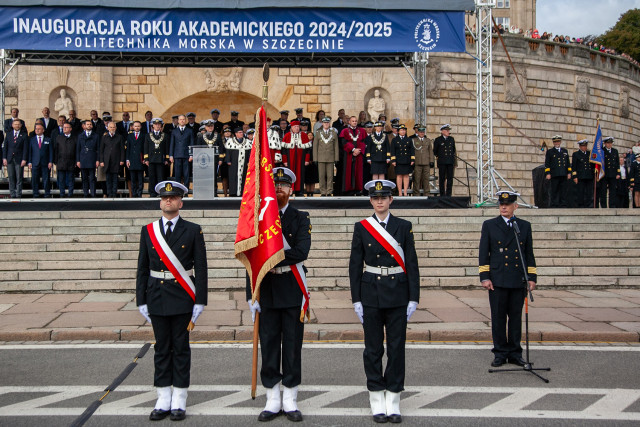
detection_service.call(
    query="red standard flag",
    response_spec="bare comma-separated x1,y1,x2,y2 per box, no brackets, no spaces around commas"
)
235,106,284,301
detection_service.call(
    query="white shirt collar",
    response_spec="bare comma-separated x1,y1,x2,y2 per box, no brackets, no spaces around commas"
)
279,203,289,215
162,214,180,229
374,212,390,224
502,215,513,224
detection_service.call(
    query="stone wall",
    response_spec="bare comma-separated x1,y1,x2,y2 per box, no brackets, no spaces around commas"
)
9,35,640,202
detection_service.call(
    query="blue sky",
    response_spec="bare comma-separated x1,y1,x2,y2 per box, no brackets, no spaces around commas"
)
536,0,640,38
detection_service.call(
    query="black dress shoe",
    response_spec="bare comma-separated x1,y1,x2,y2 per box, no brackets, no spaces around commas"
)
509,356,526,366
258,410,281,421
491,357,505,367
149,409,170,421
388,414,403,423
373,413,388,423
170,409,186,421
285,410,303,422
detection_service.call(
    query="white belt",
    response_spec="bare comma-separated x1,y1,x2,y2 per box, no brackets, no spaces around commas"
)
364,264,404,276
150,269,193,280
270,266,292,274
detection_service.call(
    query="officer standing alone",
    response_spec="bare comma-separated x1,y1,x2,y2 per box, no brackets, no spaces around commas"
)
349,179,420,423
544,135,571,208
433,124,456,197
136,181,208,421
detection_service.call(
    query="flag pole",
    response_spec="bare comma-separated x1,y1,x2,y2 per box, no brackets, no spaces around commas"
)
593,116,600,209
250,63,270,400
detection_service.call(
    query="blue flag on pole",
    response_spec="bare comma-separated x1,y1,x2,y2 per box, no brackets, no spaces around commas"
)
590,124,605,181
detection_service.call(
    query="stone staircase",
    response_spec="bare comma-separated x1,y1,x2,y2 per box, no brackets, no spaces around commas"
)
0,207,638,293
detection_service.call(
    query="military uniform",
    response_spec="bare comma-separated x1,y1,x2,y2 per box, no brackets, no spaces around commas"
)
544,138,571,207
313,122,340,196
630,158,640,196
479,192,537,363
136,181,208,421
390,134,414,175
365,129,390,176
349,180,420,422
598,140,620,208
145,127,169,198
196,122,224,198
433,129,456,196
412,132,434,196
571,141,594,208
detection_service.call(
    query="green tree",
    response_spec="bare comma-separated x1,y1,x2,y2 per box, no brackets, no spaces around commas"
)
597,8,640,62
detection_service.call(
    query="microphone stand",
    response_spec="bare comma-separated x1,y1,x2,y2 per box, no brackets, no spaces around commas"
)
488,218,551,383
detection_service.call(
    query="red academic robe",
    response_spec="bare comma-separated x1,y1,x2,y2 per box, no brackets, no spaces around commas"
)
339,126,367,192
282,131,311,193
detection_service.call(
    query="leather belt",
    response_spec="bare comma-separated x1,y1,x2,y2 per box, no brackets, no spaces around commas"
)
364,264,404,276
150,270,193,280
270,266,292,274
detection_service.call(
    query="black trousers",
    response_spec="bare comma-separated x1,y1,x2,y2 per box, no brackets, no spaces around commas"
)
488,287,526,360
80,168,96,197
149,313,192,388
548,176,568,208
259,306,304,389
362,305,407,393
148,163,165,197
438,164,454,196
575,178,594,208
130,169,144,197
598,177,618,208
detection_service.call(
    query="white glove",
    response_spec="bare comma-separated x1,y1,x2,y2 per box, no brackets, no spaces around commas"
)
138,304,152,325
353,302,364,324
407,301,418,321
191,304,204,324
248,300,261,323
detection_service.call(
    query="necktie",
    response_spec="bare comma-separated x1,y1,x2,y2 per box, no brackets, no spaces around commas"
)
165,221,173,241
59,127,63,134
380,221,386,229
38,136,42,149
135,132,139,140
14,131,17,140
279,210,283,217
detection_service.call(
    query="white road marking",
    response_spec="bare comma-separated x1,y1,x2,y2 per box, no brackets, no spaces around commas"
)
0,385,638,420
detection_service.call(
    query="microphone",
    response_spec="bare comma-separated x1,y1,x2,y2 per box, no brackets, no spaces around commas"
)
509,218,520,233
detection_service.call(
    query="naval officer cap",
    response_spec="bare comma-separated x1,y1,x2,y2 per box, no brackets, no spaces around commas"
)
202,119,214,126
223,126,232,132
152,117,164,124
186,112,196,118
603,136,614,143
365,179,396,197
374,121,384,127
199,125,206,132
440,124,451,131
398,124,407,130
210,108,220,114
280,110,290,114
497,190,519,205
295,107,304,113
171,114,179,119
270,124,280,130
234,127,244,134
155,180,188,198
364,121,374,128
103,115,112,121
552,135,562,141
273,167,296,184
390,117,400,125
321,116,332,123
230,110,239,116
578,139,589,146
246,128,256,135
300,119,311,126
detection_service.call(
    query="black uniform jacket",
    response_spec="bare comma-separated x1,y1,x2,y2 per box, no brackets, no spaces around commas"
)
545,147,571,177
76,131,100,168
144,132,169,164
479,216,537,288
349,214,420,308
603,148,620,178
630,161,640,189
126,132,145,171
245,205,311,309
390,136,415,165
572,149,594,180
433,135,456,166
100,132,125,174
137,217,208,316
365,132,390,163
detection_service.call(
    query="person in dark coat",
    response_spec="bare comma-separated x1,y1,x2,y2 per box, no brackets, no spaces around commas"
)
571,139,595,208
116,112,132,137
54,123,76,197
365,121,390,181
479,191,537,368
390,124,414,196
136,180,208,421
170,115,194,190
126,121,145,197
76,120,100,197
544,135,572,208
630,154,640,208
247,167,311,423
145,118,170,197
100,122,125,198
28,122,53,198
37,107,58,138
196,119,224,197
67,110,83,137
4,107,27,134
597,137,621,208
433,124,457,197
3,119,29,198
349,179,420,423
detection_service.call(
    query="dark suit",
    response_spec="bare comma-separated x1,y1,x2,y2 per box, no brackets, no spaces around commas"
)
479,216,537,360
170,127,195,187
68,118,83,136
4,118,27,134
92,119,105,137
144,132,169,197
545,147,571,207
126,132,145,197
76,131,100,197
54,134,77,197
100,132,125,197
50,125,65,143
116,121,132,137
38,117,58,138
28,135,53,197
599,147,620,208
349,214,419,393
433,135,456,196
571,149,594,208
245,205,311,389
2,129,29,197
137,217,208,388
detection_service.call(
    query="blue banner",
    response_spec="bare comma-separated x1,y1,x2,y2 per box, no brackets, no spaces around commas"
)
0,7,465,53
590,123,605,181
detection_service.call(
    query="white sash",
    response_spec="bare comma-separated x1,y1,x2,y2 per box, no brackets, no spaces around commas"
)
151,220,196,297
364,217,405,264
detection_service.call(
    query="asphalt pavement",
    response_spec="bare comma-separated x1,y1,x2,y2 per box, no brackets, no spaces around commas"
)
1,343,639,426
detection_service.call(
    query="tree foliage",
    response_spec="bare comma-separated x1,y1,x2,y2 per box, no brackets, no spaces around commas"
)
597,8,640,62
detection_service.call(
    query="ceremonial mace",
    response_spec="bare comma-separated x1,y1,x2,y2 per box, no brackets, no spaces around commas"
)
488,218,551,383
250,63,270,400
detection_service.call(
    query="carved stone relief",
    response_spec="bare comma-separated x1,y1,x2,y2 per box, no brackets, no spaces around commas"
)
505,66,527,103
204,67,242,92
620,86,630,119
425,62,441,98
575,77,590,110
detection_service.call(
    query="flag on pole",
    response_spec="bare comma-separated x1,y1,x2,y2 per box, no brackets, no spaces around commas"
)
590,123,605,181
235,106,284,301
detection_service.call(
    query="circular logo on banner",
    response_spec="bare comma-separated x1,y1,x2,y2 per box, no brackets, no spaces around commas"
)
414,18,440,52
196,152,212,169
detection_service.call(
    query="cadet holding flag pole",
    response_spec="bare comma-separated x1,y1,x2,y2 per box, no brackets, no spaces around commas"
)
349,179,420,423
